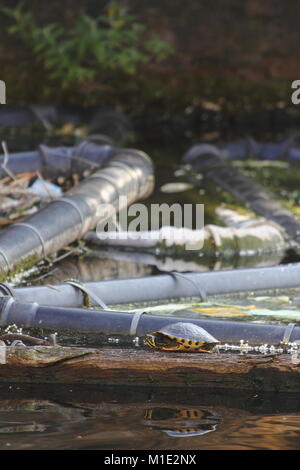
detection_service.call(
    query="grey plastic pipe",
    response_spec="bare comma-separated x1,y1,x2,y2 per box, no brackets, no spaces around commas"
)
5,263,300,307
0,141,116,179
0,149,154,277
189,137,300,162
0,296,299,345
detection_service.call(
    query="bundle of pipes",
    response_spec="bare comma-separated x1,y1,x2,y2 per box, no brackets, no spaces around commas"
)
1,261,299,346
183,144,300,243
0,131,299,347
0,140,117,179
0,149,154,278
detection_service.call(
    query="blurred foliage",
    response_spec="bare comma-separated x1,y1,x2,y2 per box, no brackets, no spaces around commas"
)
0,0,299,121
1,1,173,90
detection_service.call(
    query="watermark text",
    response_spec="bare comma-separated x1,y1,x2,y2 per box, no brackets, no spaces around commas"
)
0,80,6,104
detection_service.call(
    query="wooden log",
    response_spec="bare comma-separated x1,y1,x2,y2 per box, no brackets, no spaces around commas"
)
0,346,299,392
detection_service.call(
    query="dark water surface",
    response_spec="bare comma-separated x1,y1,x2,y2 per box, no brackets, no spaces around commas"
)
0,385,300,450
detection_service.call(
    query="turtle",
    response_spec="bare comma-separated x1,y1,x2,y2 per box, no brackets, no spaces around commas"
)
145,322,219,353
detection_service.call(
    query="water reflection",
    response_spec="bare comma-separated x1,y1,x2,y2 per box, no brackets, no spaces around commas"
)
73,249,285,273
224,415,300,450
27,248,287,288
0,385,299,450
143,407,220,437
30,253,153,285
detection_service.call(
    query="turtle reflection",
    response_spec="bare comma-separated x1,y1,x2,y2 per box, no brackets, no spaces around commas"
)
143,407,220,437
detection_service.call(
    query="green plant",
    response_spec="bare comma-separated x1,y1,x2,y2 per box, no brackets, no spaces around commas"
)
2,1,173,89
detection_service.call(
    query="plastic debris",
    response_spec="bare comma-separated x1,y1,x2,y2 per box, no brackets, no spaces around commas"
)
29,178,63,199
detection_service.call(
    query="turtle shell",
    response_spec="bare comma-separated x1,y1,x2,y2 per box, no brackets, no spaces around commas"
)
145,322,219,352
158,322,219,344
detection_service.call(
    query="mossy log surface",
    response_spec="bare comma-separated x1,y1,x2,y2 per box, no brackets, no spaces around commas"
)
0,346,299,392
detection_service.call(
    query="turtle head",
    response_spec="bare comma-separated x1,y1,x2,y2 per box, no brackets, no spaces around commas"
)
145,334,157,349
145,332,180,350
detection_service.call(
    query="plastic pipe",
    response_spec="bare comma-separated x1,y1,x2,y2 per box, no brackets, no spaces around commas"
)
0,141,116,179
185,137,300,163
0,296,299,345
6,263,300,307
0,149,154,277
0,107,39,127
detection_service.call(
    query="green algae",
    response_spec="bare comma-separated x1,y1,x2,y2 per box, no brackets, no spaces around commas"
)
0,254,41,283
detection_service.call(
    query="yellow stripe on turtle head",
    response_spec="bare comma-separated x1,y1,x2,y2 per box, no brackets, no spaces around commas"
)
145,336,157,349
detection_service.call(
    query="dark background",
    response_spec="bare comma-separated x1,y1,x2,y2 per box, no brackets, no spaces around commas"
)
1,0,300,130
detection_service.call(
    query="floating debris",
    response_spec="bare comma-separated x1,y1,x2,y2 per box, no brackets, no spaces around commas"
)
29,178,63,199
160,182,194,193
218,339,300,356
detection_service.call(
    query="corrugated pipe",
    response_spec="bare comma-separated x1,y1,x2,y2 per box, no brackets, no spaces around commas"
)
183,144,300,242
0,149,154,278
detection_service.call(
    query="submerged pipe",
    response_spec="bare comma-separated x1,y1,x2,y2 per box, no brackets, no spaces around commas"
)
6,263,300,307
0,296,299,345
0,141,117,179
0,149,154,277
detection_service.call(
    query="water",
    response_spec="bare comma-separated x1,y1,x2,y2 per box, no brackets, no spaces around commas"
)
1,126,300,449
0,385,300,450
